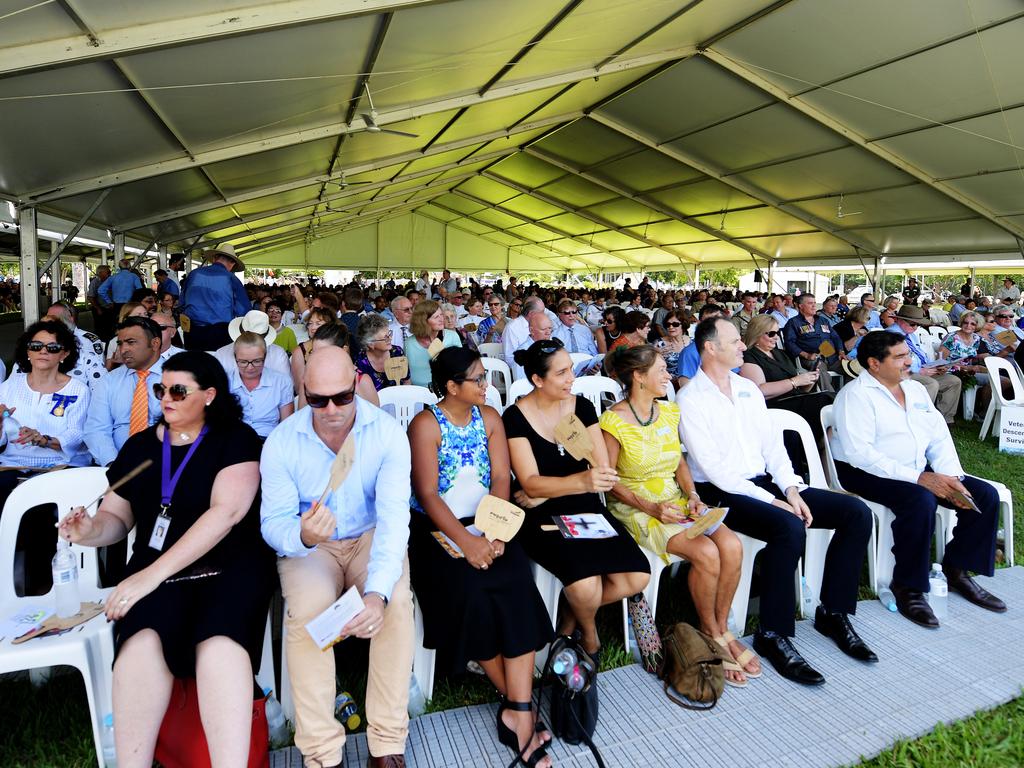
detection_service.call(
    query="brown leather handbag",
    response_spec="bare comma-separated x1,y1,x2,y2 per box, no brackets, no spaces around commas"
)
658,623,727,710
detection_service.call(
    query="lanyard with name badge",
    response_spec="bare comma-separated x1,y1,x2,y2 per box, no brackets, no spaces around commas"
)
150,426,208,551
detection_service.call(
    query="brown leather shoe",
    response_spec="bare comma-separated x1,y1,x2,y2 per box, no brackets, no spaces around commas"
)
367,755,406,768
890,584,939,629
943,566,1007,613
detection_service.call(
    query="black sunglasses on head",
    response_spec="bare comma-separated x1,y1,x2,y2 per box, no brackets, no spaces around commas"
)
27,341,64,353
305,386,357,408
535,338,564,354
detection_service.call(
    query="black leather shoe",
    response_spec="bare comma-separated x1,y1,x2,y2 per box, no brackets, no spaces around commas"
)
813,606,879,663
943,566,1007,613
753,632,825,686
890,584,939,629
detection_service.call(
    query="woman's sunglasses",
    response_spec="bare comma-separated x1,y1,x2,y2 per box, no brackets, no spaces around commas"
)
665,322,683,328
27,341,64,353
305,386,356,408
765,330,780,338
153,383,200,401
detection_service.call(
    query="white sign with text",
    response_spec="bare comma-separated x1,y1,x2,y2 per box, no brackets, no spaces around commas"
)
998,405,1024,455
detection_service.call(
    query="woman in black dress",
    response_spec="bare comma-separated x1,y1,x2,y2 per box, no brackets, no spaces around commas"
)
409,348,553,768
503,340,649,659
59,351,275,767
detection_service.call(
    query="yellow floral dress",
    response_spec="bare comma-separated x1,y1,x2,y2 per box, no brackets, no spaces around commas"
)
600,402,691,563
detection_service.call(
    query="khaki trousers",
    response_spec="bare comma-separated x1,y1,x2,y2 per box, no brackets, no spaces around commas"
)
278,530,413,767
910,372,962,423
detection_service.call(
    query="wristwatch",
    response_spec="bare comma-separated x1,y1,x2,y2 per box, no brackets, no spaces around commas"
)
365,591,388,606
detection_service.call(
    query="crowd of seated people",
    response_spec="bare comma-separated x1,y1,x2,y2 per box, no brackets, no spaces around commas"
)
0,259,1018,768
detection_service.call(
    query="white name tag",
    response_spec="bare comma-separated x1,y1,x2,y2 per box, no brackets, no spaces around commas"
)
149,513,171,551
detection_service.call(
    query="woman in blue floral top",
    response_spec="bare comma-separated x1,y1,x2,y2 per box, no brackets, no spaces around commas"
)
408,347,553,768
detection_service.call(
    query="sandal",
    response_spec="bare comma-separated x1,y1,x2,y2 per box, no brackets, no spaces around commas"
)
497,700,550,768
714,630,762,679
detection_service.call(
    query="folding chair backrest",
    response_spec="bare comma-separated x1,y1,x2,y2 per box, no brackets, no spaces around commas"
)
377,385,438,431
481,357,511,395
818,404,844,491
767,409,827,489
0,466,110,604
984,356,1024,406
571,375,622,415
506,378,534,405
484,385,503,414
478,343,503,360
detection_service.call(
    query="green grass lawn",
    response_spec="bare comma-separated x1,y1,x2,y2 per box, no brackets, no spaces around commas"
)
1,418,1020,767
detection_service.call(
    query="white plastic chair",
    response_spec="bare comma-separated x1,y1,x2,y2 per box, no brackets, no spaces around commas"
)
478,342,504,360
484,385,503,413
768,409,835,616
481,357,512,404
0,467,114,767
570,375,622,415
962,386,977,421
412,597,436,705
506,379,534,405
979,356,1024,440
377,385,438,430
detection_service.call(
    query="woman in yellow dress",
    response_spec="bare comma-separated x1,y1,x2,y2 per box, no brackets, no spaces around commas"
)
600,345,760,686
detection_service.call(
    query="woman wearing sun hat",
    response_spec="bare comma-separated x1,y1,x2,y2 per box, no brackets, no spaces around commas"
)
213,309,291,377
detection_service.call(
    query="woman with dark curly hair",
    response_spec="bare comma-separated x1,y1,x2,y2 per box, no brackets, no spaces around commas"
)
0,318,90,471
59,350,276,767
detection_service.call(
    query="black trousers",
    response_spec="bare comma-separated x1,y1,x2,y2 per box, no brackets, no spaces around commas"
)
695,475,872,636
184,322,231,351
836,463,998,592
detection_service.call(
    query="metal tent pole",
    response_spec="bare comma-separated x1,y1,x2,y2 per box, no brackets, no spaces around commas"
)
18,206,40,327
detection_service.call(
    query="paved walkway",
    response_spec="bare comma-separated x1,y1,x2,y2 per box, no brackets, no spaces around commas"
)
272,566,1024,767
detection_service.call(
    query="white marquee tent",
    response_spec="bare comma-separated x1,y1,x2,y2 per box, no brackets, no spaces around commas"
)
1,0,1023,311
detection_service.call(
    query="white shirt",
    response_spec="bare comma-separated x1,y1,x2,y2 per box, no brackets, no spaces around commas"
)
0,373,91,467
502,315,530,362
229,366,294,438
580,302,603,328
831,370,963,483
389,321,411,351
414,278,430,295
215,341,290,378
995,285,1020,302
677,368,803,503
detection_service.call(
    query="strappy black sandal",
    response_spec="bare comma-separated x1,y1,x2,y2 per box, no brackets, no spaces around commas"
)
497,700,550,768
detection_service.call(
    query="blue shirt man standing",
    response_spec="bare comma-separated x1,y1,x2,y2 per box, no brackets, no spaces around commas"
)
179,243,251,350
97,258,143,307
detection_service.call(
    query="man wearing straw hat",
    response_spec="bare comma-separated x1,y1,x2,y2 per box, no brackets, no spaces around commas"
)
179,243,251,351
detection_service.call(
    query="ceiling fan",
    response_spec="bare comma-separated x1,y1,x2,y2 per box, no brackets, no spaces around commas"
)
324,170,373,188
361,83,419,138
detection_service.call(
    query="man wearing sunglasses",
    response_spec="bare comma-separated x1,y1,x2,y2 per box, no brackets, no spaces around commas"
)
84,317,164,467
552,298,597,356
260,347,414,768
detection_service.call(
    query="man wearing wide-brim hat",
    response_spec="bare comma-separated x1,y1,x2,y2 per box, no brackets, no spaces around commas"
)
884,304,962,424
214,309,291,377
179,243,252,351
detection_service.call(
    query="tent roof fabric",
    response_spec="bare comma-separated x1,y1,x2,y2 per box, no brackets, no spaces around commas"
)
1,0,1023,272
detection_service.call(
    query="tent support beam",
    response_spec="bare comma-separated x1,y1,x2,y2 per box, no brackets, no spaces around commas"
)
702,48,1024,242
18,207,39,327
525,146,769,262
116,115,574,231
588,114,883,257
27,47,695,204
40,189,111,274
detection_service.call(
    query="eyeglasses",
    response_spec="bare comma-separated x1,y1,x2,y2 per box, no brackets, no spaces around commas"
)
665,322,682,328
305,386,356,408
764,330,780,338
371,331,393,343
153,383,200,401
511,302,523,308
156,324,176,332
235,358,265,368
454,373,488,387
27,341,64,353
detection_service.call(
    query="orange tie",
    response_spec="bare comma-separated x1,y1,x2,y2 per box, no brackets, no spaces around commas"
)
129,369,150,435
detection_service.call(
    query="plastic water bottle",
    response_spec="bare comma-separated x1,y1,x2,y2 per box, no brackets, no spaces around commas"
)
1,409,21,444
877,587,897,612
551,647,577,676
262,689,289,746
101,713,117,766
927,563,948,621
407,674,426,718
52,538,81,618
334,691,361,730
800,577,814,617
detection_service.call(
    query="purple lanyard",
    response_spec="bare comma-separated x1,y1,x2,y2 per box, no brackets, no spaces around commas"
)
161,426,208,512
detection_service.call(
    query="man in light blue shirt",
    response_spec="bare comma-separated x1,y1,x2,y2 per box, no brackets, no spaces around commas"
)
861,293,882,329
552,299,597,355
97,259,143,307
885,305,961,423
84,316,163,466
179,243,251,350
260,347,413,767
154,268,179,298
676,304,738,386
768,294,798,328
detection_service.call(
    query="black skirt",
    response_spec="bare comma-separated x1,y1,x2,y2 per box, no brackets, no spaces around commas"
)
409,514,553,670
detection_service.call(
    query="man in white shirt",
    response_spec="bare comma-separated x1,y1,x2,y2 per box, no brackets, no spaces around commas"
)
886,306,961,423
457,296,485,341
831,330,1005,628
502,296,545,362
577,290,602,329
448,291,469,319
388,296,413,351
42,302,107,391
151,311,185,361
678,317,875,685
552,299,597,356
510,312,554,380
994,277,1020,304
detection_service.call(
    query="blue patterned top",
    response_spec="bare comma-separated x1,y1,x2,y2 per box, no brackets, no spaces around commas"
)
411,404,491,517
